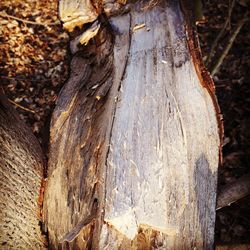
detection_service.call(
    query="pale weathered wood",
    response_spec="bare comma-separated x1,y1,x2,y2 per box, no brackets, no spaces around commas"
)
100,2,220,249
59,0,98,32
0,94,46,249
44,0,221,249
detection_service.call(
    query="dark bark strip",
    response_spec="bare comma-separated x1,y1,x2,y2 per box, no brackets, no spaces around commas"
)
43,22,121,248
180,0,224,162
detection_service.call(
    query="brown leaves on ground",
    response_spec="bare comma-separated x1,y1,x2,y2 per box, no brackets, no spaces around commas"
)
0,0,70,143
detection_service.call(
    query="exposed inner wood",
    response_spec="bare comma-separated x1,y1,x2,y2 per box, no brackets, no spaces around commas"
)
44,0,221,249
59,0,129,44
59,0,98,32
180,0,224,162
0,94,46,249
79,20,101,45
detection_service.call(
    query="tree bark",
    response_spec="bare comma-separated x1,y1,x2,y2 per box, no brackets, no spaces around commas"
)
43,0,222,249
0,93,46,249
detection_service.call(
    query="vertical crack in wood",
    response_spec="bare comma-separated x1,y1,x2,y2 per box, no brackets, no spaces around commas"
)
99,1,220,248
103,11,132,228
43,22,117,248
44,0,221,248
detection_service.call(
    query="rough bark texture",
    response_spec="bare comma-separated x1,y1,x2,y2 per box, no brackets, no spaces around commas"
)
0,94,46,249
44,0,221,249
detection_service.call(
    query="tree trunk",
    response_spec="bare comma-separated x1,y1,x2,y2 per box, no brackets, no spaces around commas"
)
0,93,46,249
43,0,222,249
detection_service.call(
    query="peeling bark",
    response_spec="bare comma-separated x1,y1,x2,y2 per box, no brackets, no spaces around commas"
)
44,0,222,249
0,94,46,249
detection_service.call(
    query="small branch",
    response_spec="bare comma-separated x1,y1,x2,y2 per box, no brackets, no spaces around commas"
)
205,0,236,66
0,12,60,27
216,173,250,210
8,99,35,114
210,13,249,76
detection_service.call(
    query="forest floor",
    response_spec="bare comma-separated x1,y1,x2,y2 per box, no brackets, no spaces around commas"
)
198,0,250,244
0,0,249,246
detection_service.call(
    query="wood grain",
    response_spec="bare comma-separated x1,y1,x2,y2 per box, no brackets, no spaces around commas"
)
44,0,221,249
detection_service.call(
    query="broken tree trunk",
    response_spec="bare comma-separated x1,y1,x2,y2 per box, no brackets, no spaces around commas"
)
0,93,46,249
44,0,223,249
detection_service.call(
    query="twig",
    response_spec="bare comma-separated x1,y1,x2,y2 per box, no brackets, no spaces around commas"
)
216,173,250,210
210,13,249,76
8,99,35,114
205,0,236,66
0,12,60,27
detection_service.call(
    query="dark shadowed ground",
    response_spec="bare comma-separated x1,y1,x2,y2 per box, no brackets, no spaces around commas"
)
0,0,249,245
197,0,250,244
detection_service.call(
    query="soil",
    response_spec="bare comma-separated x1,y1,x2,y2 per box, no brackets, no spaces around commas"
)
0,0,249,246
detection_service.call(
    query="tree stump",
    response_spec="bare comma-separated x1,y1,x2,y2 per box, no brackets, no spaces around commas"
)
43,0,222,249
